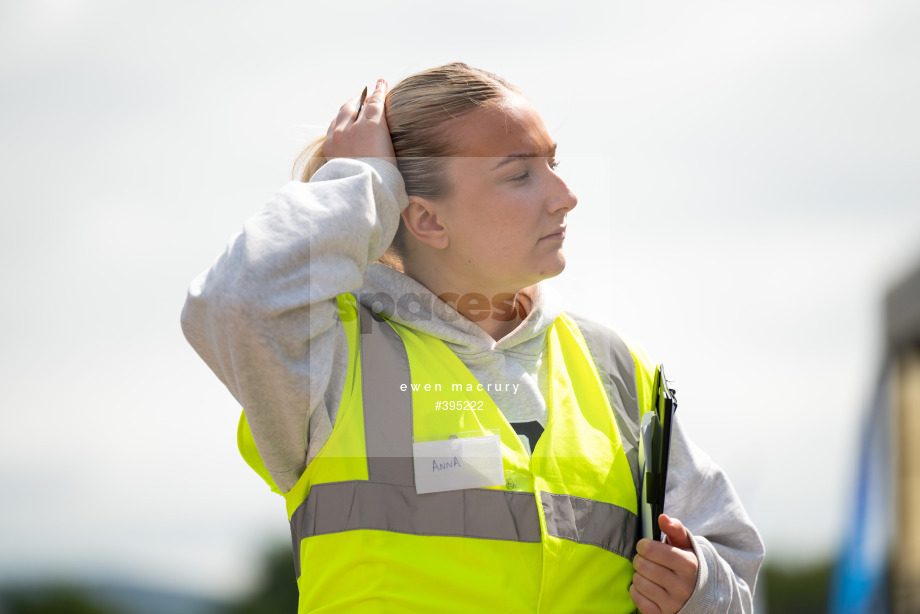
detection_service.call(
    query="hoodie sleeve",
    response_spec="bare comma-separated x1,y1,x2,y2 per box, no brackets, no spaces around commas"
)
180,158,408,492
666,418,765,613
625,339,765,613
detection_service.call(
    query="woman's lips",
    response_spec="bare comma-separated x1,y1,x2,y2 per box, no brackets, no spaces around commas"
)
541,227,566,240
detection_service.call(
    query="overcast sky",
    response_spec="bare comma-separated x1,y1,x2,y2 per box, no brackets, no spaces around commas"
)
2,0,919,600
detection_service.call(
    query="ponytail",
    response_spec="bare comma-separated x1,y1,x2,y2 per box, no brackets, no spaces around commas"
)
291,134,327,183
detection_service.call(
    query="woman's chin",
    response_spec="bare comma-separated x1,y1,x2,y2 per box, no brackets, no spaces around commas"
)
533,253,567,282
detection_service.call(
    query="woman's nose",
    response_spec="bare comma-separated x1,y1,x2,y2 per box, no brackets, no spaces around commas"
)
549,173,578,214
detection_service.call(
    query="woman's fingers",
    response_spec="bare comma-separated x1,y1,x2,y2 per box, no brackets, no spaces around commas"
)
358,79,387,122
630,532,698,613
629,581,662,614
326,95,360,144
323,79,395,165
636,538,698,579
633,552,678,588
631,556,688,613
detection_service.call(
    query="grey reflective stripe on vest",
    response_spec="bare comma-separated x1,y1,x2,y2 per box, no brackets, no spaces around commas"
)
541,492,639,560
359,305,415,487
295,480,541,541
291,302,641,577
566,313,642,507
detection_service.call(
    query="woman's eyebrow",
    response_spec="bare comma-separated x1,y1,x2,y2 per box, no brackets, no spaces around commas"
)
490,143,558,170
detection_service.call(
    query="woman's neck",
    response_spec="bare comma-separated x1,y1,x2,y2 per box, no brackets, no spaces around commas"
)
401,259,535,341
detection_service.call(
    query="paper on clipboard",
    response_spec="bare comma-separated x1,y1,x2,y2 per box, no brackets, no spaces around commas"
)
638,410,660,541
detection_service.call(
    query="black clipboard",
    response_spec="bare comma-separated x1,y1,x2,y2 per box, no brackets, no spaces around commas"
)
639,364,678,541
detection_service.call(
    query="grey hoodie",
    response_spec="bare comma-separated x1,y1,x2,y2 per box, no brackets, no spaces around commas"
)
181,157,764,613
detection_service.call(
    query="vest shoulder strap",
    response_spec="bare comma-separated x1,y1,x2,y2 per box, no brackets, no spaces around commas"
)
564,312,642,495
356,301,415,486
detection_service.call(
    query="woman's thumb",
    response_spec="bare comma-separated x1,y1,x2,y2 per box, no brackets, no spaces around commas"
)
659,514,693,550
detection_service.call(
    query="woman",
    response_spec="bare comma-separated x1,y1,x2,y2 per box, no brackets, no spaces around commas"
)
182,63,764,613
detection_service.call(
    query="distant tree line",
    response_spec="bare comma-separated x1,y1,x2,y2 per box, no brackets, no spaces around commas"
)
1,546,832,613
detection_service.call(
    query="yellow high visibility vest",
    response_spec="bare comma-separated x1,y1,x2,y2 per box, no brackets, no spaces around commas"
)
239,293,658,613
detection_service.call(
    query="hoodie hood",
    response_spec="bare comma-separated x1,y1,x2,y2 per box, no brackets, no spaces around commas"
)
358,262,564,355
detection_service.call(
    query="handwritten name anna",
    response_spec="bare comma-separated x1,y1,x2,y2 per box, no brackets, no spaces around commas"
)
432,457,461,472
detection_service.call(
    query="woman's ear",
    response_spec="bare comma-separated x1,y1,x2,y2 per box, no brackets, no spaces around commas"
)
401,196,449,250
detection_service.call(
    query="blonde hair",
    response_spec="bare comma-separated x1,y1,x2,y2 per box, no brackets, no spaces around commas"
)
291,62,519,270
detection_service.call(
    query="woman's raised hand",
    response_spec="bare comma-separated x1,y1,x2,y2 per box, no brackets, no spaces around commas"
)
323,78,397,168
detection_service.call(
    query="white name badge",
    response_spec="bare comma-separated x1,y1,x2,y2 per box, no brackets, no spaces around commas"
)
412,433,505,494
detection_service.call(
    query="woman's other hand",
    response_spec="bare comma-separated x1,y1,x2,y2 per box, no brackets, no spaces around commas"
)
630,514,699,614
323,78,397,168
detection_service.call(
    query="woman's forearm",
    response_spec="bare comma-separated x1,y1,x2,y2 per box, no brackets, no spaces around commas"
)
180,157,408,491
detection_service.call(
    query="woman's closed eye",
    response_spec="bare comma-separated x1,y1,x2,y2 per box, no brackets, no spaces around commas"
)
510,158,560,182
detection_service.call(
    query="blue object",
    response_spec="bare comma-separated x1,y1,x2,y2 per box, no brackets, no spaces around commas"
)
830,360,892,614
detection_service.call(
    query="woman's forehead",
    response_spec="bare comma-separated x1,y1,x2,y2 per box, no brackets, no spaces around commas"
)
446,97,555,159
